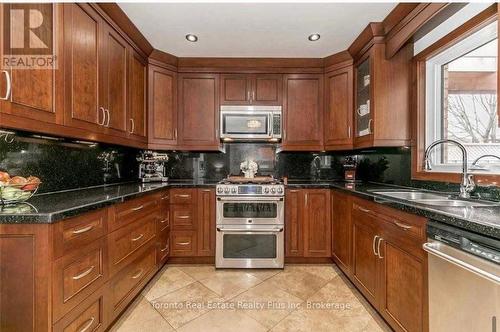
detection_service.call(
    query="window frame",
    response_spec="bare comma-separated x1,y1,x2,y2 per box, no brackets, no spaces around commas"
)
412,5,500,186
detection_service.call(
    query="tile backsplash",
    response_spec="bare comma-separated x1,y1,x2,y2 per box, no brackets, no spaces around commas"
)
1,129,498,200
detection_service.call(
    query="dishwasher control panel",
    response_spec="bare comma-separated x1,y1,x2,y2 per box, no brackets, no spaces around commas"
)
428,221,500,265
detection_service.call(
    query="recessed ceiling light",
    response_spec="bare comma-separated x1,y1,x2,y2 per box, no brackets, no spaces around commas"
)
185,34,198,42
308,33,320,42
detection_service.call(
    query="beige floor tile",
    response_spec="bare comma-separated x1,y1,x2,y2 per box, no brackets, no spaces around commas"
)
152,282,224,329
247,268,282,281
199,272,263,300
176,265,220,280
109,296,174,332
288,264,338,282
177,309,268,332
230,281,303,329
263,267,330,300
142,266,195,301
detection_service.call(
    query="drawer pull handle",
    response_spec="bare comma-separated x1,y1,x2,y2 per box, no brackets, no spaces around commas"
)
160,218,169,224
72,265,95,280
77,317,95,332
161,195,169,200
357,206,371,213
393,221,412,230
177,241,190,245
160,244,169,252
72,225,94,235
177,215,190,219
131,234,144,242
175,194,190,198
131,205,144,211
131,269,144,279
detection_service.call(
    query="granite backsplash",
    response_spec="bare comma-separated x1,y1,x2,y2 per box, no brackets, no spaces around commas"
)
0,129,499,200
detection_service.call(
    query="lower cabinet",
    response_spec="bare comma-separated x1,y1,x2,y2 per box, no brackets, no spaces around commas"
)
285,189,331,258
331,190,352,274
350,195,428,332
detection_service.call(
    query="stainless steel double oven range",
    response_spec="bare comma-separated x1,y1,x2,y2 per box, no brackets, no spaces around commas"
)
215,180,285,269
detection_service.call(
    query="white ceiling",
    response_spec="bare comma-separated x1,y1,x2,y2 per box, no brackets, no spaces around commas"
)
119,2,397,58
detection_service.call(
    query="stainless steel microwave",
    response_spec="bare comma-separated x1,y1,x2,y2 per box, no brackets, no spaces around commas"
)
219,105,282,141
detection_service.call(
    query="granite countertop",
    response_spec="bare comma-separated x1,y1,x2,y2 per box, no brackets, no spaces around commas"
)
0,180,218,224
287,180,500,240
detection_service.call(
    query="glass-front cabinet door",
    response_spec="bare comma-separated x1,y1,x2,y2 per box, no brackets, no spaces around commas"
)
355,58,372,138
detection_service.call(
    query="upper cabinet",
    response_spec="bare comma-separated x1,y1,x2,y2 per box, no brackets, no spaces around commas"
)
324,65,354,151
0,3,64,125
353,43,412,148
220,74,282,106
178,73,220,150
148,64,177,149
128,51,147,142
282,74,324,151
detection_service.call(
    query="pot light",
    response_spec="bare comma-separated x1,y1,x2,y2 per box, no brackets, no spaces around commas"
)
308,33,320,42
185,34,198,42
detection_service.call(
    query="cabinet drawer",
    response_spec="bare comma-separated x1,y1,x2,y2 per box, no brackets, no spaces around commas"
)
110,246,156,315
157,231,170,266
53,238,108,321
54,209,107,258
108,213,157,276
109,194,159,232
171,231,196,256
158,211,170,232
170,189,195,204
52,286,108,332
171,205,195,229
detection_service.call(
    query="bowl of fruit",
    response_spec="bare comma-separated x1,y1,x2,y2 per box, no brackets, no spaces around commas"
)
0,171,41,205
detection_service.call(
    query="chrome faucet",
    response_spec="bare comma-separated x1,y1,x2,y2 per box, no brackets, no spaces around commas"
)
471,154,500,170
424,139,475,199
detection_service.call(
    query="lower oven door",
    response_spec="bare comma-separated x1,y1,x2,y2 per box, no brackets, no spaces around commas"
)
216,224,284,269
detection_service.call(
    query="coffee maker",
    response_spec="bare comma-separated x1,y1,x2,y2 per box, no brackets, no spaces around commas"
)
137,150,169,182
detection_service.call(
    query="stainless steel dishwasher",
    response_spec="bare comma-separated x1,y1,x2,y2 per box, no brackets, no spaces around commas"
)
424,221,500,332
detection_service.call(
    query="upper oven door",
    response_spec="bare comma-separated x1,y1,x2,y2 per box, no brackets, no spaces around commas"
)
220,109,272,139
217,196,284,225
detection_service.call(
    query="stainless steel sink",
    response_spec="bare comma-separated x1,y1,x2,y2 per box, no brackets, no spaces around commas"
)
372,190,497,208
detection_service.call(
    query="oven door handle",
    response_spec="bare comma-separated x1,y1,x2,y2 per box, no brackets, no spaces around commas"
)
217,227,283,233
217,197,284,201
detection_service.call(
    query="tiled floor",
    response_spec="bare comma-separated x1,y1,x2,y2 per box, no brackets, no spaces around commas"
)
110,264,391,332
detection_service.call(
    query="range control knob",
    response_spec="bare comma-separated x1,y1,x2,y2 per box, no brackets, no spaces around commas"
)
231,187,237,194
264,187,270,194
224,187,230,194
271,188,276,194
277,187,283,194
217,187,223,194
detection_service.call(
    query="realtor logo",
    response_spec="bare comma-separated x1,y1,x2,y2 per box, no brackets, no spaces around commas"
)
2,4,57,69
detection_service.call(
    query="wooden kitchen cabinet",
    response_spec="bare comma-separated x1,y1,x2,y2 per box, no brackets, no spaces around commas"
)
350,197,428,332
127,50,148,142
282,74,324,151
178,73,220,150
148,64,178,149
220,74,282,105
0,3,64,125
353,42,412,148
331,190,352,275
285,189,331,258
197,189,216,256
324,66,354,150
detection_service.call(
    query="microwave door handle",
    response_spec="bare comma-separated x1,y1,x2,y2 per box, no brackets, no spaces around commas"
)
268,112,273,137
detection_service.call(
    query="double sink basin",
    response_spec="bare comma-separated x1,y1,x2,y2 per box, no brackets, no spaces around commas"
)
370,190,497,208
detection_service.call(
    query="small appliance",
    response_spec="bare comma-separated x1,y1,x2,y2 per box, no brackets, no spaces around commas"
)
137,150,169,182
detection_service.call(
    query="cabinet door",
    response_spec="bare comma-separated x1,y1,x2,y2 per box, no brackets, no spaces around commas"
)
285,189,303,257
63,3,105,133
197,189,216,256
331,190,352,274
252,74,282,105
127,50,147,141
351,203,380,307
324,67,353,150
148,65,177,148
303,190,331,257
220,74,251,105
354,55,374,147
102,26,128,136
282,74,324,150
378,234,425,332
0,4,63,124
178,73,220,150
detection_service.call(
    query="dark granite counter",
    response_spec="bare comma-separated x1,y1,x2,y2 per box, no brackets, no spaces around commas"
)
286,180,500,240
0,180,217,224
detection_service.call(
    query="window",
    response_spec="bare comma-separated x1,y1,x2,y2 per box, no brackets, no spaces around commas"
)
425,21,499,173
